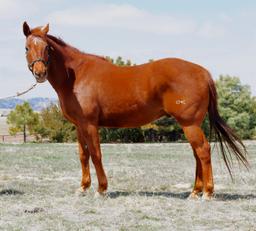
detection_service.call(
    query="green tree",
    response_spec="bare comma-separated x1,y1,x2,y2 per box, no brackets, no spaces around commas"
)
215,75,256,139
106,56,133,66
7,102,39,143
37,104,77,142
154,116,183,141
100,127,144,143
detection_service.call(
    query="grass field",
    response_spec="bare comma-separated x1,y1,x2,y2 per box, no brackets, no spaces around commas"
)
0,142,255,230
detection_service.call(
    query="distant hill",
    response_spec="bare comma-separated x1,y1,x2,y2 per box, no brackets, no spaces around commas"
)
0,97,57,111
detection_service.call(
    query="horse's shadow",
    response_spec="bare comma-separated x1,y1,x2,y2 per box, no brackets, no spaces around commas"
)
108,191,256,201
1,188,255,201
0,189,24,196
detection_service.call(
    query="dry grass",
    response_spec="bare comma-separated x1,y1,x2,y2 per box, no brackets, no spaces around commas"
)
0,142,255,230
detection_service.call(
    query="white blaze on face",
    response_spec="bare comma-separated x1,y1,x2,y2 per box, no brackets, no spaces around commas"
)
33,37,44,45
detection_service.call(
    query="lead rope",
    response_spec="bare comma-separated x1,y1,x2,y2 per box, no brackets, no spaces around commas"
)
0,83,38,100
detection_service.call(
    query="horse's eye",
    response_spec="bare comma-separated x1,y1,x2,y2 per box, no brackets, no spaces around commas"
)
25,47,29,52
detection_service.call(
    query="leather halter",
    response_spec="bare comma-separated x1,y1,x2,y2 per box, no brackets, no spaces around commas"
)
28,58,49,72
28,46,50,72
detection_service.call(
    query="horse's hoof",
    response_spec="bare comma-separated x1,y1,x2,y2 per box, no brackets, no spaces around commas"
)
188,192,200,200
94,190,108,199
75,187,89,197
202,193,213,201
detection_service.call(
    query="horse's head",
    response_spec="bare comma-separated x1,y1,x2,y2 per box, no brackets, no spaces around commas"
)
23,22,50,83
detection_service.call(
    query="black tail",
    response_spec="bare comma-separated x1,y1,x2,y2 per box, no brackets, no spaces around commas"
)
207,77,249,178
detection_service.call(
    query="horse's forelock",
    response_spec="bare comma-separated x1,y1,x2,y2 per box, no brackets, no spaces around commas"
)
30,27,47,37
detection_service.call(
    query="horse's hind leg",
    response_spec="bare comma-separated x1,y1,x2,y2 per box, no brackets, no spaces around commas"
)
191,148,204,198
183,125,214,199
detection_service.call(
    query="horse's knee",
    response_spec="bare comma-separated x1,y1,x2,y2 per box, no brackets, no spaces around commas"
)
79,152,89,163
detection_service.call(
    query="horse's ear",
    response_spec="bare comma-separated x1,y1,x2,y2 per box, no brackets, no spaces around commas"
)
41,23,49,34
23,21,31,37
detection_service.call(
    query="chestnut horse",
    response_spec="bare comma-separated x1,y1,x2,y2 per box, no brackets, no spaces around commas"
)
23,22,248,199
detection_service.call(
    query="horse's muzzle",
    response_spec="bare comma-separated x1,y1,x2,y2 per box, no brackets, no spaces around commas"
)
29,58,49,83
33,71,47,83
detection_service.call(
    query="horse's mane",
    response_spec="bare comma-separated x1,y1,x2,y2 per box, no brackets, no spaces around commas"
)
46,34,109,62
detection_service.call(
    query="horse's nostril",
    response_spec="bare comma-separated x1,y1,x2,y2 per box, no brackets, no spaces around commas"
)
41,71,47,78
34,70,46,78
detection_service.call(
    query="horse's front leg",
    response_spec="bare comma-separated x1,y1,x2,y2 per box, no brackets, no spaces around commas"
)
82,123,108,195
76,128,91,194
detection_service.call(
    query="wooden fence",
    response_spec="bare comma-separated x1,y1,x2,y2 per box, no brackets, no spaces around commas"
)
0,134,36,143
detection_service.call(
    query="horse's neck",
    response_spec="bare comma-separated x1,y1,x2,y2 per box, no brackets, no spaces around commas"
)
47,42,75,96
46,37,109,99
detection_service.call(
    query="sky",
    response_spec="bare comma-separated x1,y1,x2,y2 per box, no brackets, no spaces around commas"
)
0,0,255,98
